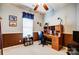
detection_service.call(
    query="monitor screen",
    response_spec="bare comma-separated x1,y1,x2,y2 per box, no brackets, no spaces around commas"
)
73,31,79,43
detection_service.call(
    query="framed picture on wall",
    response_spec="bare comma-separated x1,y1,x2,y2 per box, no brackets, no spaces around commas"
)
9,15,17,27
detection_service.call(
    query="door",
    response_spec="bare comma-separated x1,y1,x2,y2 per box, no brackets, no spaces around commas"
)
0,22,3,55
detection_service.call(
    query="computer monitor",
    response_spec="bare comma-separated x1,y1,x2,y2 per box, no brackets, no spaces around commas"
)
73,31,79,43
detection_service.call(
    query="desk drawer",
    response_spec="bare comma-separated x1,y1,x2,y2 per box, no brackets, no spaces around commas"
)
52,44,59,51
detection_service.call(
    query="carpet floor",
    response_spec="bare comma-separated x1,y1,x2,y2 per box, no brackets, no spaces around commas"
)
3,41,67,55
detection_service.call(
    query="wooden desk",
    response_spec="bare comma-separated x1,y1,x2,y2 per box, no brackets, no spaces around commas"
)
44,34,53,39
44,34,62,51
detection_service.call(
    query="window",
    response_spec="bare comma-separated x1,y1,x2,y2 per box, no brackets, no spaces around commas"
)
23,18,33,38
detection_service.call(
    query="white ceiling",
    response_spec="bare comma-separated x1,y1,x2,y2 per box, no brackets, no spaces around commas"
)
21,3,69,13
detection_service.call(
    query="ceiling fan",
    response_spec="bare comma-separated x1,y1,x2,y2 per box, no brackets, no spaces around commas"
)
34,3,49,11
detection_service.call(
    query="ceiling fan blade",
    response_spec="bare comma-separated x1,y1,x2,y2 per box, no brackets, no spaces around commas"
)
43,3,48,11
34,4,39,11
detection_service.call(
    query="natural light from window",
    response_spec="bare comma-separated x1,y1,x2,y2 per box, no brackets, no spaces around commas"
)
23,18,33,38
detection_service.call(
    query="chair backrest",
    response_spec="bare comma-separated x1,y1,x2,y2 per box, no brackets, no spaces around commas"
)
38,31,43,40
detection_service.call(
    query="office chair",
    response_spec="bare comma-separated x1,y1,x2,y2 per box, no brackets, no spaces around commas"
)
38,31,45,47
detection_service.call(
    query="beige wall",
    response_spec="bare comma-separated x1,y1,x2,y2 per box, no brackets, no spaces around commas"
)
33,12,44,32
44,4,77,34
0,4,23,34
76,4,79,31
0,4,44,34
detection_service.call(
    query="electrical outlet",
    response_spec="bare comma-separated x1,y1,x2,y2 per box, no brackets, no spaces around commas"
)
19,40,21,42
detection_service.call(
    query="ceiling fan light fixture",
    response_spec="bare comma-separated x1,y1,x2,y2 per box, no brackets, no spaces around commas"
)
34,4,39,11
43,3,48,11
34,3,49,12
